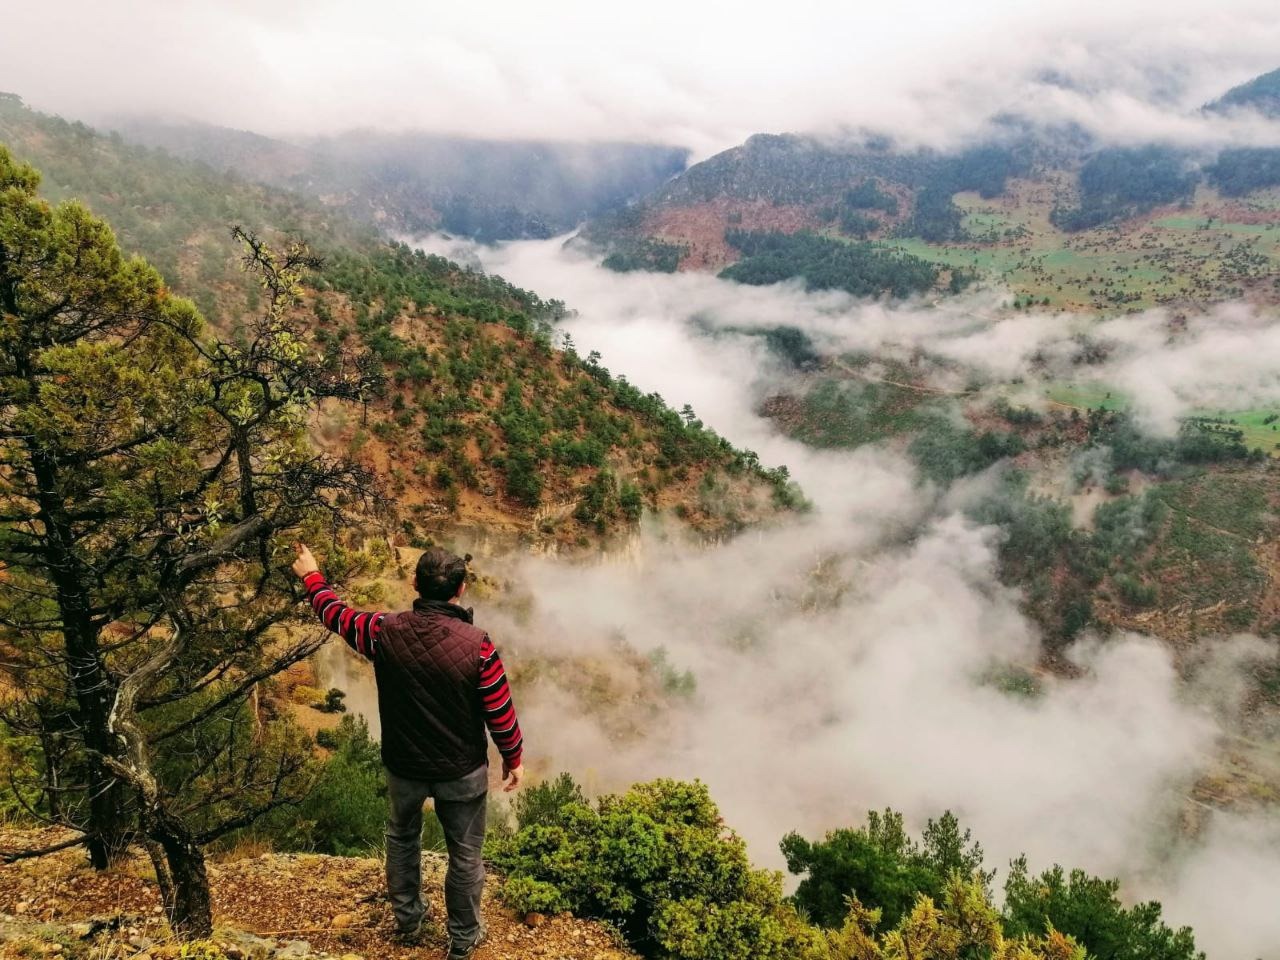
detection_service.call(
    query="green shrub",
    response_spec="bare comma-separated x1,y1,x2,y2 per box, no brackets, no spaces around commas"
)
319,687,348,713
492,778,822,959
245,715,453,856
514,772,588,830
0,723,43,822
294,715,387,855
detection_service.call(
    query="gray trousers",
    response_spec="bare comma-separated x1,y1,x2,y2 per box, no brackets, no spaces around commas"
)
385,764,488,944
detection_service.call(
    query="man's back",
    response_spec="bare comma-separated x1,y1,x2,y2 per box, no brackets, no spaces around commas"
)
376,602,489,782
299,571,524,779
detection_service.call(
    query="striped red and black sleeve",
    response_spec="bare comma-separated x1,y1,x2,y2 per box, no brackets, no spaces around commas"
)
302,571,385,660
479,636,523,769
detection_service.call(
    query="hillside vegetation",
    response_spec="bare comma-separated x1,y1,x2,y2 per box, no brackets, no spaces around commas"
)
0,94,793,549
753,341,1280,666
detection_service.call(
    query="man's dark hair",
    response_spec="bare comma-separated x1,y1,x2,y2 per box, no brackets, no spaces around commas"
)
415,547,470,601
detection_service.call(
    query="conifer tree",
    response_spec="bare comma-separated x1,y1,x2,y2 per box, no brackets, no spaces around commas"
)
0,146,380,936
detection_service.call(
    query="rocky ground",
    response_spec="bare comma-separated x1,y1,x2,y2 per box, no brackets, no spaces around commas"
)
0,828,637,960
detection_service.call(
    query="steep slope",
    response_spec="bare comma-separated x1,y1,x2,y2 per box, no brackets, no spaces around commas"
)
108,115,689,242
0,95,792,549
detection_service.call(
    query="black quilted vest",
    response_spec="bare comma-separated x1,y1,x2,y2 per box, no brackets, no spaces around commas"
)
373,599,489,782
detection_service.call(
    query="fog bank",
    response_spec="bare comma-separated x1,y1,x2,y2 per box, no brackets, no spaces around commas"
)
6,1,1280,155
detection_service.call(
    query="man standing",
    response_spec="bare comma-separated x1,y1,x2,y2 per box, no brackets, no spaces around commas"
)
292,543,523,960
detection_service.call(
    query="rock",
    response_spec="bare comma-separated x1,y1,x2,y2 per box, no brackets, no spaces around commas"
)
276,940,312,958
339,954,364,960
524,912,547,928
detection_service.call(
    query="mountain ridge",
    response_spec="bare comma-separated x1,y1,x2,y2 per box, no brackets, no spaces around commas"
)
106,114,689,243
579,67,1280,311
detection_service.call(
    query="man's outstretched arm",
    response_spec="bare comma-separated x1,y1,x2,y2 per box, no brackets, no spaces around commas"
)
291,543,385,660
479,636,524,791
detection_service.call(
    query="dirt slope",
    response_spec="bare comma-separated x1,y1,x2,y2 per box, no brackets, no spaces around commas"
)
0,828,637,960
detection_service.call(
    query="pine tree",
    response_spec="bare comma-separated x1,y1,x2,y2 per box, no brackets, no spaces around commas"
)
0,147,380,936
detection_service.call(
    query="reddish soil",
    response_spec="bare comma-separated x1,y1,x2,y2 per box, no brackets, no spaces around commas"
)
643,199,821,271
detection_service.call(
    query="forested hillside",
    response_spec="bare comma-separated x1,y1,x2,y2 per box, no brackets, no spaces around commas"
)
581,68,1280,310
108,115,689,242
0,94,794,550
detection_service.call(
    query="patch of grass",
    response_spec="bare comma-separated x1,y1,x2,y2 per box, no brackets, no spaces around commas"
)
1208,409,1280,454
884,182,1280,310
1045,383,1128,412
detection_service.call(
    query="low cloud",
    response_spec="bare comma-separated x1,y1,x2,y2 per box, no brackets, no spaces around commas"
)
455,236,1280,438
5,1,1280,156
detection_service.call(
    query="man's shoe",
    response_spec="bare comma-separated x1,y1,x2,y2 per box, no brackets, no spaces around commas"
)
393,912,435,946
392,921,423,946
446,921,487,960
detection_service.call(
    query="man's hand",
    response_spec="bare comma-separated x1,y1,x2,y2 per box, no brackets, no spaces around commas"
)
291,542,319,579
502,759,523,793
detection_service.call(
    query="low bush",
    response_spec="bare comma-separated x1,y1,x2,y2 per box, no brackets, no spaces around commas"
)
491,778,825,959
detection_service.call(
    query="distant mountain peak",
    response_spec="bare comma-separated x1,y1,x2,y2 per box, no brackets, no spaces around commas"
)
1205,66,1280,118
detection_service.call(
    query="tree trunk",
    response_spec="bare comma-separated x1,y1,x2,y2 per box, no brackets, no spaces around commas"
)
149,809,213,939
28,443,132,867
107,621,215,941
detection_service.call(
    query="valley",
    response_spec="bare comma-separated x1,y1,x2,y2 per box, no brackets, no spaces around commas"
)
3,47,1280,960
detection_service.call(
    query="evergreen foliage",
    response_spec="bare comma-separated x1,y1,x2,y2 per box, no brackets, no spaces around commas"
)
907,418,1025,486
844,180,900,214
1206,66,1280,118
1052,147,1196,231
492,779,826,960
0,145,377,936
1003,858,1203,960
493,777,1200,960
720,231,939,298
1206,147,1280,196
603,238,687,273
782,810,990,929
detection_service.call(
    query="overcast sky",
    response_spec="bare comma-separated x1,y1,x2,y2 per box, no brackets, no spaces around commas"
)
4,0,1280,156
